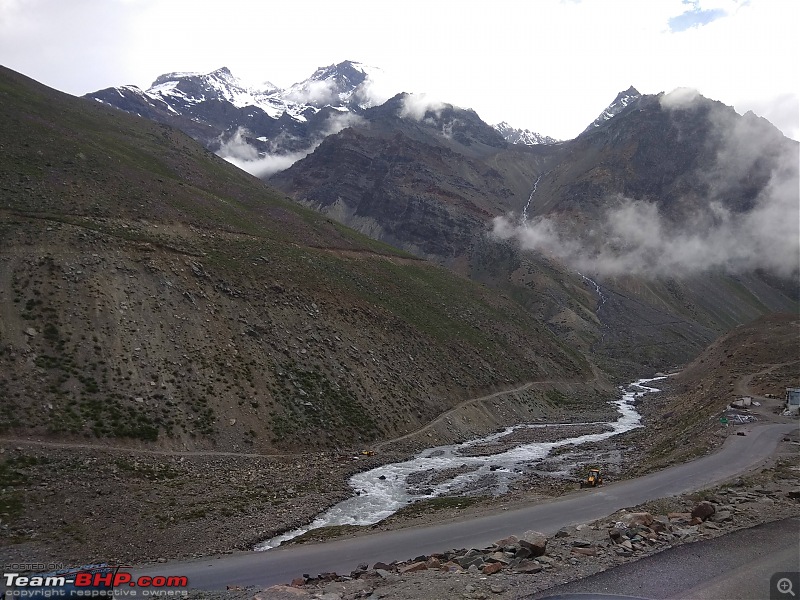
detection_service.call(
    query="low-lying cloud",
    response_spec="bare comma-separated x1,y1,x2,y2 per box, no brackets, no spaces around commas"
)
284,78,338,106
399,93,447,121
217,113,364,178
351,68,397,109
492,93,799,279
216,127,308,178
493,180,798,278
659,87,701,109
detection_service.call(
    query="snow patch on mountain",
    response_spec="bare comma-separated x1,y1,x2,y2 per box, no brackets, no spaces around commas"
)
583,86,641,133
121,61,386,126
145,67,294,118
493,121,559,145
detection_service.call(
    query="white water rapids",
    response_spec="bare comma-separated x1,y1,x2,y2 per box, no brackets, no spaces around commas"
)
256,377,666,550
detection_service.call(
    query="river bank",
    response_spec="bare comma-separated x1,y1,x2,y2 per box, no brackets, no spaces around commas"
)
0,378,637,565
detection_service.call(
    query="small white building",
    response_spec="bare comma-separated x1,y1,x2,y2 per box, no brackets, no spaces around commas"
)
732,397,752,409
786,388,800,416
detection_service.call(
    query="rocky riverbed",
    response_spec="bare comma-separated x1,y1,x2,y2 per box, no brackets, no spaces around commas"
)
0,378,666,565
257,379,653,550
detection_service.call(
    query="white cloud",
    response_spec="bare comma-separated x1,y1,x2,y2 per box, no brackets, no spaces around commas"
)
285,79,338,106
399,93,446,121
352,67,397,108
660,87,701,109
321,111,365,137
217,127,313,179
493,175,799,279
216,113,365,178
222,150,310,179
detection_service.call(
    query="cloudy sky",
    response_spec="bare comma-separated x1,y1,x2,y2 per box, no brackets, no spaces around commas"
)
0,0,797,140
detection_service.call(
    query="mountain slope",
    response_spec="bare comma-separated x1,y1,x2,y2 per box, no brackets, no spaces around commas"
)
0,65,592,452
527,91,795,220
269,87,799,374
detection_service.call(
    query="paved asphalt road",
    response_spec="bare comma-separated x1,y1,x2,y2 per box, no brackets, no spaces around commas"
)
528,516,800,599
133,423,796,590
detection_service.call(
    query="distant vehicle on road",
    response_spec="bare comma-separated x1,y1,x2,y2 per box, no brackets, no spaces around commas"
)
580,468,604,488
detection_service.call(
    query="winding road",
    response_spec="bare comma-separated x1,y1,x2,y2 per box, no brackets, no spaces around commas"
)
132,422,796,590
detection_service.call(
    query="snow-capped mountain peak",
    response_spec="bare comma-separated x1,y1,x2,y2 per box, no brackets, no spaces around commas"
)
145,66,284,113
583,86,641,133
493,121,559,145
283,60,380,108
305,60,368,84
253,80,280,95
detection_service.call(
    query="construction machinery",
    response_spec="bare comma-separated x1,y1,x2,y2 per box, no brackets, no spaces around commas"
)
580,468,604,488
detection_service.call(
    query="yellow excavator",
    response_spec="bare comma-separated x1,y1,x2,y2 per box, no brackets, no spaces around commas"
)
580,468,604,488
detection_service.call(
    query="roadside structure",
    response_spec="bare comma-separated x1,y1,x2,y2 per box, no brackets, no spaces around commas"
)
785,388,800,416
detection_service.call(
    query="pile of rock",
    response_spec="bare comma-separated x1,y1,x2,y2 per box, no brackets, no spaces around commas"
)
283,529,548,591
604,508,716,556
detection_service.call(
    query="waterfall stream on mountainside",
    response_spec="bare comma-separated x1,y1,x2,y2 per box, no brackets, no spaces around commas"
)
578,272,608,310
522,174,542,222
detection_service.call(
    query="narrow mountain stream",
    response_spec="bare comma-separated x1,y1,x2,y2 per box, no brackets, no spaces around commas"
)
522,174,542,222
256,377,666,550
577,271,608,309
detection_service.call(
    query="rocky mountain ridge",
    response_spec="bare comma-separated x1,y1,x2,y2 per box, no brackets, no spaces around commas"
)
269,85,799,373
582,85,641,132
85,61,372,159
84,61,557,167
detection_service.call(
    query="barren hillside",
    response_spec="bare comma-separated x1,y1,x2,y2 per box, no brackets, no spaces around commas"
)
0,66,591,453
627,313,799,471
